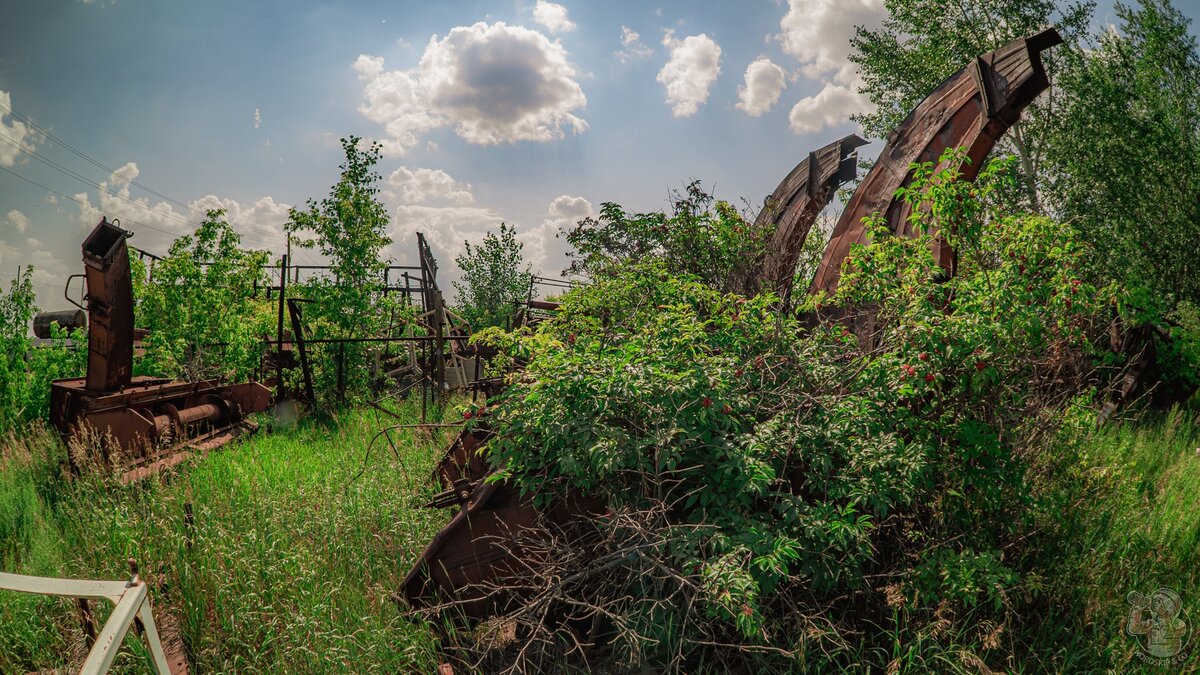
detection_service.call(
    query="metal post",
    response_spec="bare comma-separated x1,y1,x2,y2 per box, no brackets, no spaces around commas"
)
276,254,288,398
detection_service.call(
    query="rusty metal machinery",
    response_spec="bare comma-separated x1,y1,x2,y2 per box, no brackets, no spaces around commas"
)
49,218,272,478
400,29,1065,628
810,28,1063,294
729,133,866,299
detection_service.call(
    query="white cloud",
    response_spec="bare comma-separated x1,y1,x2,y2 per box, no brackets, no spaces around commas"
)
777,0,882,84
4,209,30,233
254,108,262,129
533,0,575,33
656,31,722,117
385,166,475,205
788,82,872,134
736,57,787,117
520,194,593,275
72,162,291,253
776,0,883,133
614,25,653,62
0,90,39,167
354,21,588,154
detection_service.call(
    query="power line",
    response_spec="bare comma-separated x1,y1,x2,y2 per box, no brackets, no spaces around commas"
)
0,164,281,250
0,95,192,211
0,134,202,231
0,97,291,246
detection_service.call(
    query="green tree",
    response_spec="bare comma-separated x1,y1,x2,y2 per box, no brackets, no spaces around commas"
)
1043,0,1200,306
137,209,272,380
285,136,402,404
563,181,766,290
453,223,532,330
0,269,85,431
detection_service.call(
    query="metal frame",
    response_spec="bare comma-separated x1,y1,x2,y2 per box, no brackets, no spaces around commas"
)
0,564,172,674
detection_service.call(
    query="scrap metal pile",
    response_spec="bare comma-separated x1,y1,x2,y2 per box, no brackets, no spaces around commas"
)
401,28,1079,624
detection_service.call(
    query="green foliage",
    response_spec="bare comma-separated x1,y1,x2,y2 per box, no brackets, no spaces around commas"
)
0,400,453,673
286,136,409,405
452,223,532,330
136,209,273,381
479,150,1111,668
0,270,85,433
563,181,767,290
1044,0,1200,306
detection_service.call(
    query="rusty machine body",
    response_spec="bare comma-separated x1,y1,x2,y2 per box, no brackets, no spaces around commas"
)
49,218,271,478
401,30,1067,625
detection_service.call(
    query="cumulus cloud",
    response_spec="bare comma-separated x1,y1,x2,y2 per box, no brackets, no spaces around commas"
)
533,0,575,33
656,31,722,117
736,57,787,117
777,0,883,84
72,162,292,253
776,0,883,134
614,25,653,63
0,90,39,167
788,81,873,134
520,194,593,275
4,209,30,233
354,22,588,154
386,166,475,205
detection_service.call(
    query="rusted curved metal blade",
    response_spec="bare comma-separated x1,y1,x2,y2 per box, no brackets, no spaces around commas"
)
731,134,866,298
809,28,1063,294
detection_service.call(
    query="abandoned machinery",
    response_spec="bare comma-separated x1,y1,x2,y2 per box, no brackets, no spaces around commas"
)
47,218,271,478
401,28,1074,625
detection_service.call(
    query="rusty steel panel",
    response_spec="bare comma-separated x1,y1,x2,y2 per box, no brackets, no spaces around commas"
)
810,28,1063,294
732,134,866,298
82,218,135,392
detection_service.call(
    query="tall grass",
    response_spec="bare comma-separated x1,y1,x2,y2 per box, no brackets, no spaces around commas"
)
0,398,457,673
1016,405,1200,672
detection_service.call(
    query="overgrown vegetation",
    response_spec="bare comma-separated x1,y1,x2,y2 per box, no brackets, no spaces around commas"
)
136,209,273,381
0,270,84,433
0,401,456,673
453,222,532,330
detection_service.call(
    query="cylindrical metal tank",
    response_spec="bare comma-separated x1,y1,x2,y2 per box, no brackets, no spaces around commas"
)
33,309,87,339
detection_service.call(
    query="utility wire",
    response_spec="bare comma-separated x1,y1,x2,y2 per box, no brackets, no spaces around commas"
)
0,98,291,246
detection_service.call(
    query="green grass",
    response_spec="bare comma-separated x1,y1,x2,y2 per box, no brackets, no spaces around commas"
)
1015,405,1200,673
0,397,459,673
3,398,1199,673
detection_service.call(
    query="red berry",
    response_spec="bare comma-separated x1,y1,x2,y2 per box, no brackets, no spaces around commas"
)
1019,265,1026,274
924,373,935,383
568,333,576,344
702,397,713,408
975,361,986,371
735,369,743,377
918,352,929,362
721,404,732,414
463,411,473,419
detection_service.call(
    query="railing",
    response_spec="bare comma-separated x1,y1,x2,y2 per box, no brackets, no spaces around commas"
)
0,559,173,674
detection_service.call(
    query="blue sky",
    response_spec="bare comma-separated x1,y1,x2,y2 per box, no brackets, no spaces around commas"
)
1,0,1196,306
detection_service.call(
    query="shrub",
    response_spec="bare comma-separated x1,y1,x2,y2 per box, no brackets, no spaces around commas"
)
475,150,1115,670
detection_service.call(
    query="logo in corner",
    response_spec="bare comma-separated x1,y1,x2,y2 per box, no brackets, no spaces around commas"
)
1126,588,1190,663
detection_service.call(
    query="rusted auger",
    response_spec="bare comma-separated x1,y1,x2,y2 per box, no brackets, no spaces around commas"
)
49,218,271,479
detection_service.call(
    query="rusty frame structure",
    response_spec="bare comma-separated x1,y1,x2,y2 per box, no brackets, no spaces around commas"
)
811,28,1063,294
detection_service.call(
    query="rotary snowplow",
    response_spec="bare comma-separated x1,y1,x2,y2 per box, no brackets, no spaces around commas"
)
49,218,271,479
